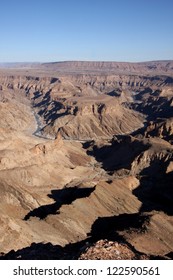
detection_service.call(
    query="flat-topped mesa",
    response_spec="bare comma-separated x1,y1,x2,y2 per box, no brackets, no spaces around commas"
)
40,97,144,140
41,60,173,75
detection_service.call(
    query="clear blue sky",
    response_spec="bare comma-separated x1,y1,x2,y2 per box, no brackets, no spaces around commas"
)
0,0,173,62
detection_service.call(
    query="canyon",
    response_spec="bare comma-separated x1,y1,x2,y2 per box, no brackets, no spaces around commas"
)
0,61,173,259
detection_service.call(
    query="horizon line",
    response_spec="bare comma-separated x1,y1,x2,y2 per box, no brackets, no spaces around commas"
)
0,59,173,64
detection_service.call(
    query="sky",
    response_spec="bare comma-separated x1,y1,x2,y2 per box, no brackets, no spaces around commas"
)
0,0,173,62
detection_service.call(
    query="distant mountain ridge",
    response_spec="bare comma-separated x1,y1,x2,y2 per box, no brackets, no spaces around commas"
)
0,60,173,74
41,60,173,75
